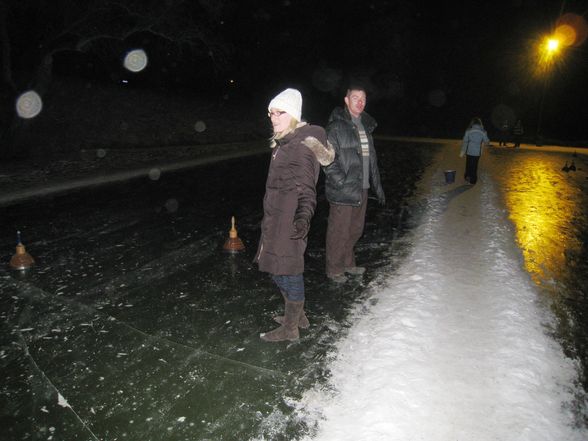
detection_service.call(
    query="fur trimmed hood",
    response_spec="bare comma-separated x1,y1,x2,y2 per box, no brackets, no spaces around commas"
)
302,136,335,166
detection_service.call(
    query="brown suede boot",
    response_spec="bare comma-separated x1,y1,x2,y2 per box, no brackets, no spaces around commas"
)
273,297,310,329
273,310,310,328
260,299,303,342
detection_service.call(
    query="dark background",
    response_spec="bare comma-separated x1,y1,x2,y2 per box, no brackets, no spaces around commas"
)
1,0,587,159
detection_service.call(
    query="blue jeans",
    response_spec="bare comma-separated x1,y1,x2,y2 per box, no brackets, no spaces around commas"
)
326,190,368,276
271,274,305,302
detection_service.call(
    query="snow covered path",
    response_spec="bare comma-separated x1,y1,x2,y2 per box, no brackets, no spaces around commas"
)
298,144,586,441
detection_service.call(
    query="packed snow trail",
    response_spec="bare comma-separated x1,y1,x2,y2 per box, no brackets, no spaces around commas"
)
297,144,586,441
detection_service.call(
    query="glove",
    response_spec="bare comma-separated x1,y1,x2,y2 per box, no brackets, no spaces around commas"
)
378,194,386,207
290,219,309,240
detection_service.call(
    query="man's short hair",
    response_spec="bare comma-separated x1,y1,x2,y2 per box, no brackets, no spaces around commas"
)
346,85,367,97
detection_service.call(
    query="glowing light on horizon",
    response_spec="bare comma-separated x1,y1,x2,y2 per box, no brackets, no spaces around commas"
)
124,49,148,72
16,90,43,119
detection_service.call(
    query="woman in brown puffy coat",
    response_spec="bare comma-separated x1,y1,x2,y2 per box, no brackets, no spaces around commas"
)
255,88,334,342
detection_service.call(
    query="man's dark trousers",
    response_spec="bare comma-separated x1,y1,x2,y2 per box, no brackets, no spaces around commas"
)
326,190,368,277
465,155,480,185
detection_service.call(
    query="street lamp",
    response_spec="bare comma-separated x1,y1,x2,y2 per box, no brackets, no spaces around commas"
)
546,37,560,53
532,12,587,145
535,35,562,145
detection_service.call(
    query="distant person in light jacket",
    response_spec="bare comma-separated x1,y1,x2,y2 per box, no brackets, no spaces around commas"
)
460,117,489,185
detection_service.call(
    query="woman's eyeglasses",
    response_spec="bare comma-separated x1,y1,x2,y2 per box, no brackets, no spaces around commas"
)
268,110,287,118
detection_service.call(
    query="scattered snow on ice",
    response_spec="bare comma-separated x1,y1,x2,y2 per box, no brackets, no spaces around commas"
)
57,393,70,408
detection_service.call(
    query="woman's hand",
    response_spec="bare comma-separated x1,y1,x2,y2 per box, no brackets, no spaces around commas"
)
290,219,309,240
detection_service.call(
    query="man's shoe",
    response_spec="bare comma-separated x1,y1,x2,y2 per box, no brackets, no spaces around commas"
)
327,273,347,284
344,266,366,275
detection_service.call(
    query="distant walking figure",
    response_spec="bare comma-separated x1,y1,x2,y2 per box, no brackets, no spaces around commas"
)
499,119,510,146
460,117,489,185
513,119,524,148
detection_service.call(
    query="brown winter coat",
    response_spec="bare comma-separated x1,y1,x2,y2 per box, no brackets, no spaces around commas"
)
255,123,334,275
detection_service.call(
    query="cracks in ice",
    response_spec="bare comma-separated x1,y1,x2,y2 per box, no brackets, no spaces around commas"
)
7,276,288,378
15,308,101,441
7,277,286,379
2,272,288,440
4,274,290,438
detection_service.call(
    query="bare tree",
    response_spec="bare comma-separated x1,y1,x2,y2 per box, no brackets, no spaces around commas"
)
0,0,230,158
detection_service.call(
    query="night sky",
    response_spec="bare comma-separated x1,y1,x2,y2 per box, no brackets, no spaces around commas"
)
2,0,588,143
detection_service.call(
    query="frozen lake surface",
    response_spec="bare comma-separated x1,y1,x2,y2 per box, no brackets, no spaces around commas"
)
1,141,587,440
0,140,432,440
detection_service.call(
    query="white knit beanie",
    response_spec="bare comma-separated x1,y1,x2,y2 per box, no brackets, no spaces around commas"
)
268,88,302,121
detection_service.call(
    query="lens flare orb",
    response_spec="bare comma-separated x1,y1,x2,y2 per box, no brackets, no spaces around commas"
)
556,13,588,47
16,90,43,119
427,89,446,108
165,199,179,213
555,24,576,47
194,121,207,133
148,168,161,180
124,49,149,73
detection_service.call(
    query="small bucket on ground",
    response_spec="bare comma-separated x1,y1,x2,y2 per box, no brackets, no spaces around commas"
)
444,170,456,184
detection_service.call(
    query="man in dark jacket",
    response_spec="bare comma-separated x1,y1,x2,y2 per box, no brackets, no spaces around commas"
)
323,86,386,283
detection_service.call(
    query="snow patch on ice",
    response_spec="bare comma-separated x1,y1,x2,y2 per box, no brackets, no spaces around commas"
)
57,393,70,408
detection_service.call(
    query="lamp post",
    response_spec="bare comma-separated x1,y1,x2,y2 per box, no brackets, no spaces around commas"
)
535,36,561,146
535,76,549,146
